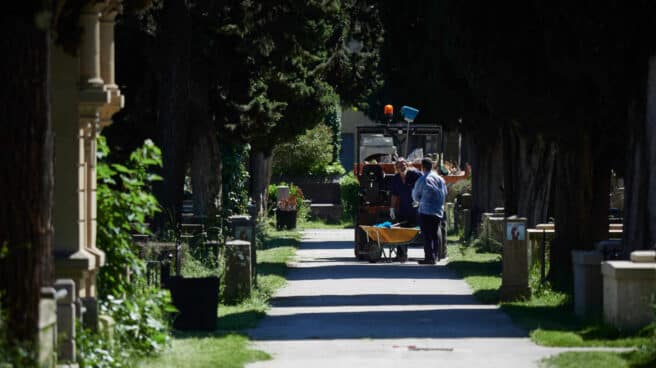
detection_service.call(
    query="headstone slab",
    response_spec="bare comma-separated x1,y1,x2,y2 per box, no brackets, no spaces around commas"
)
223,240,253,303
459,193,472,209
500,216,529,301
55,279,77,363
572,250,603,317
602,260,656,332
630,250,656,263
276,186,290,201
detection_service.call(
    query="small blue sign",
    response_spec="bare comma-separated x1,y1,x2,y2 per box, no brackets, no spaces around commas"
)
401,105,419,122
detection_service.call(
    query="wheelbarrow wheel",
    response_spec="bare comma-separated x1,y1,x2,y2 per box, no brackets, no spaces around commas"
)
368,242,382,263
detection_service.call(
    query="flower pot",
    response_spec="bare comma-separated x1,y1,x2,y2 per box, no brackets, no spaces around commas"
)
165,276,220,331
276,209,297,230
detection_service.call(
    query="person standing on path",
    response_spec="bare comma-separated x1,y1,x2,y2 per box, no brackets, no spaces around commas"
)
389,157,422,261
412,157,447,264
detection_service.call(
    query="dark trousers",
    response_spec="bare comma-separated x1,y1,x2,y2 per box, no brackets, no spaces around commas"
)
440,215,447,259
419,214,443,261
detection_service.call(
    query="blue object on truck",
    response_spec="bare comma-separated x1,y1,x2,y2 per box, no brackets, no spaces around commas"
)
401,105,419,122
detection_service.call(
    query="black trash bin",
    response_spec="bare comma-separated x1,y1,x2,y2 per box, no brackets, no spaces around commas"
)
276,209,297,230
166,276,220,331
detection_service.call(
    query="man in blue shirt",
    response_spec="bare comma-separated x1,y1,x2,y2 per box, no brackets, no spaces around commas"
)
412,157,447,264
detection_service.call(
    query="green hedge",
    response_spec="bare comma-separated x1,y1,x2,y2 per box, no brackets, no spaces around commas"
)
339,172,359,221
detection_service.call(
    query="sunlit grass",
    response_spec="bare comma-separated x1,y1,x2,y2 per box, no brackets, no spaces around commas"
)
447,241,653,350
139,333,270,368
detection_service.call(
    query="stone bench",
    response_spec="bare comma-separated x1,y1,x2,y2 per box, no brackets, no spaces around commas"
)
310,203,343,223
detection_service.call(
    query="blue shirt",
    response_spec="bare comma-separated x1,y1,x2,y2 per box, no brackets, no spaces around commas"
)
390,169,421,220
412,171,447,218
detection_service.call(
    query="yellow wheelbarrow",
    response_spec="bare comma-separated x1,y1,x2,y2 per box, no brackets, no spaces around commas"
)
358,225,422,263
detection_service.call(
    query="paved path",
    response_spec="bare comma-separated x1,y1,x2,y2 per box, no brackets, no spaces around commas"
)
245,229,589,367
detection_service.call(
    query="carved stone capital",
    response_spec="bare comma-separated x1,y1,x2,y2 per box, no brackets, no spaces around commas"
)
98,88,124,128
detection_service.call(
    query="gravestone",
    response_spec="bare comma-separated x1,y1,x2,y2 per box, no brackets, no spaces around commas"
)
602,251,656,331
500,216,530,301
276,185,290,201
572,250,603,317
446,202,455,230
55,279,77,363
223,240,252,303
228,215,256,285
38,287,57,368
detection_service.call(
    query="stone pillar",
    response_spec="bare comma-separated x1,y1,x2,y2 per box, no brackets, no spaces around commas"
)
228,215,256,285
38,288,57,368
79,4,104,87
500,216,530,301
223,240,252,303
78,2,111,302
602,251,656,332
572,250,603,317
55,279,77,364
83,121,105,299
52,40,98,302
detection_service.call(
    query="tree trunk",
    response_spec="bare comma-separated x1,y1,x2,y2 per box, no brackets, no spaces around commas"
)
623,55,656,254
0,12,53,347
549,130,608,290
503,127,556,226
153,0,191,229
190,79,221,218
250,151,273,218
469,127,504,226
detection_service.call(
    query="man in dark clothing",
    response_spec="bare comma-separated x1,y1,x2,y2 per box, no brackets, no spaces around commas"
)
389,158,421,226
389,158,421,261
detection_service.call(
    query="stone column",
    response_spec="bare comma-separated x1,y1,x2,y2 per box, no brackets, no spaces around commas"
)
78,4,110,327
79,4,104,87
223,240,252,303
51,41,97,301
500,216,530,301
99,5,125,129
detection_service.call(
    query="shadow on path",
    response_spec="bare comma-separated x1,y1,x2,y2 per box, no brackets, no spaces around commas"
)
285,263,462,281
250,308,527,340
271,294,480,307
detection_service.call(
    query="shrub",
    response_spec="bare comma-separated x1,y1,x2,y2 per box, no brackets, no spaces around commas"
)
340,172,359,221
96,135,162,296
221,143,250,216
82,136,172,367
469,218,503,253
0,300,34,367
447,178,471,203
77,287,174,368
272,123,343,177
